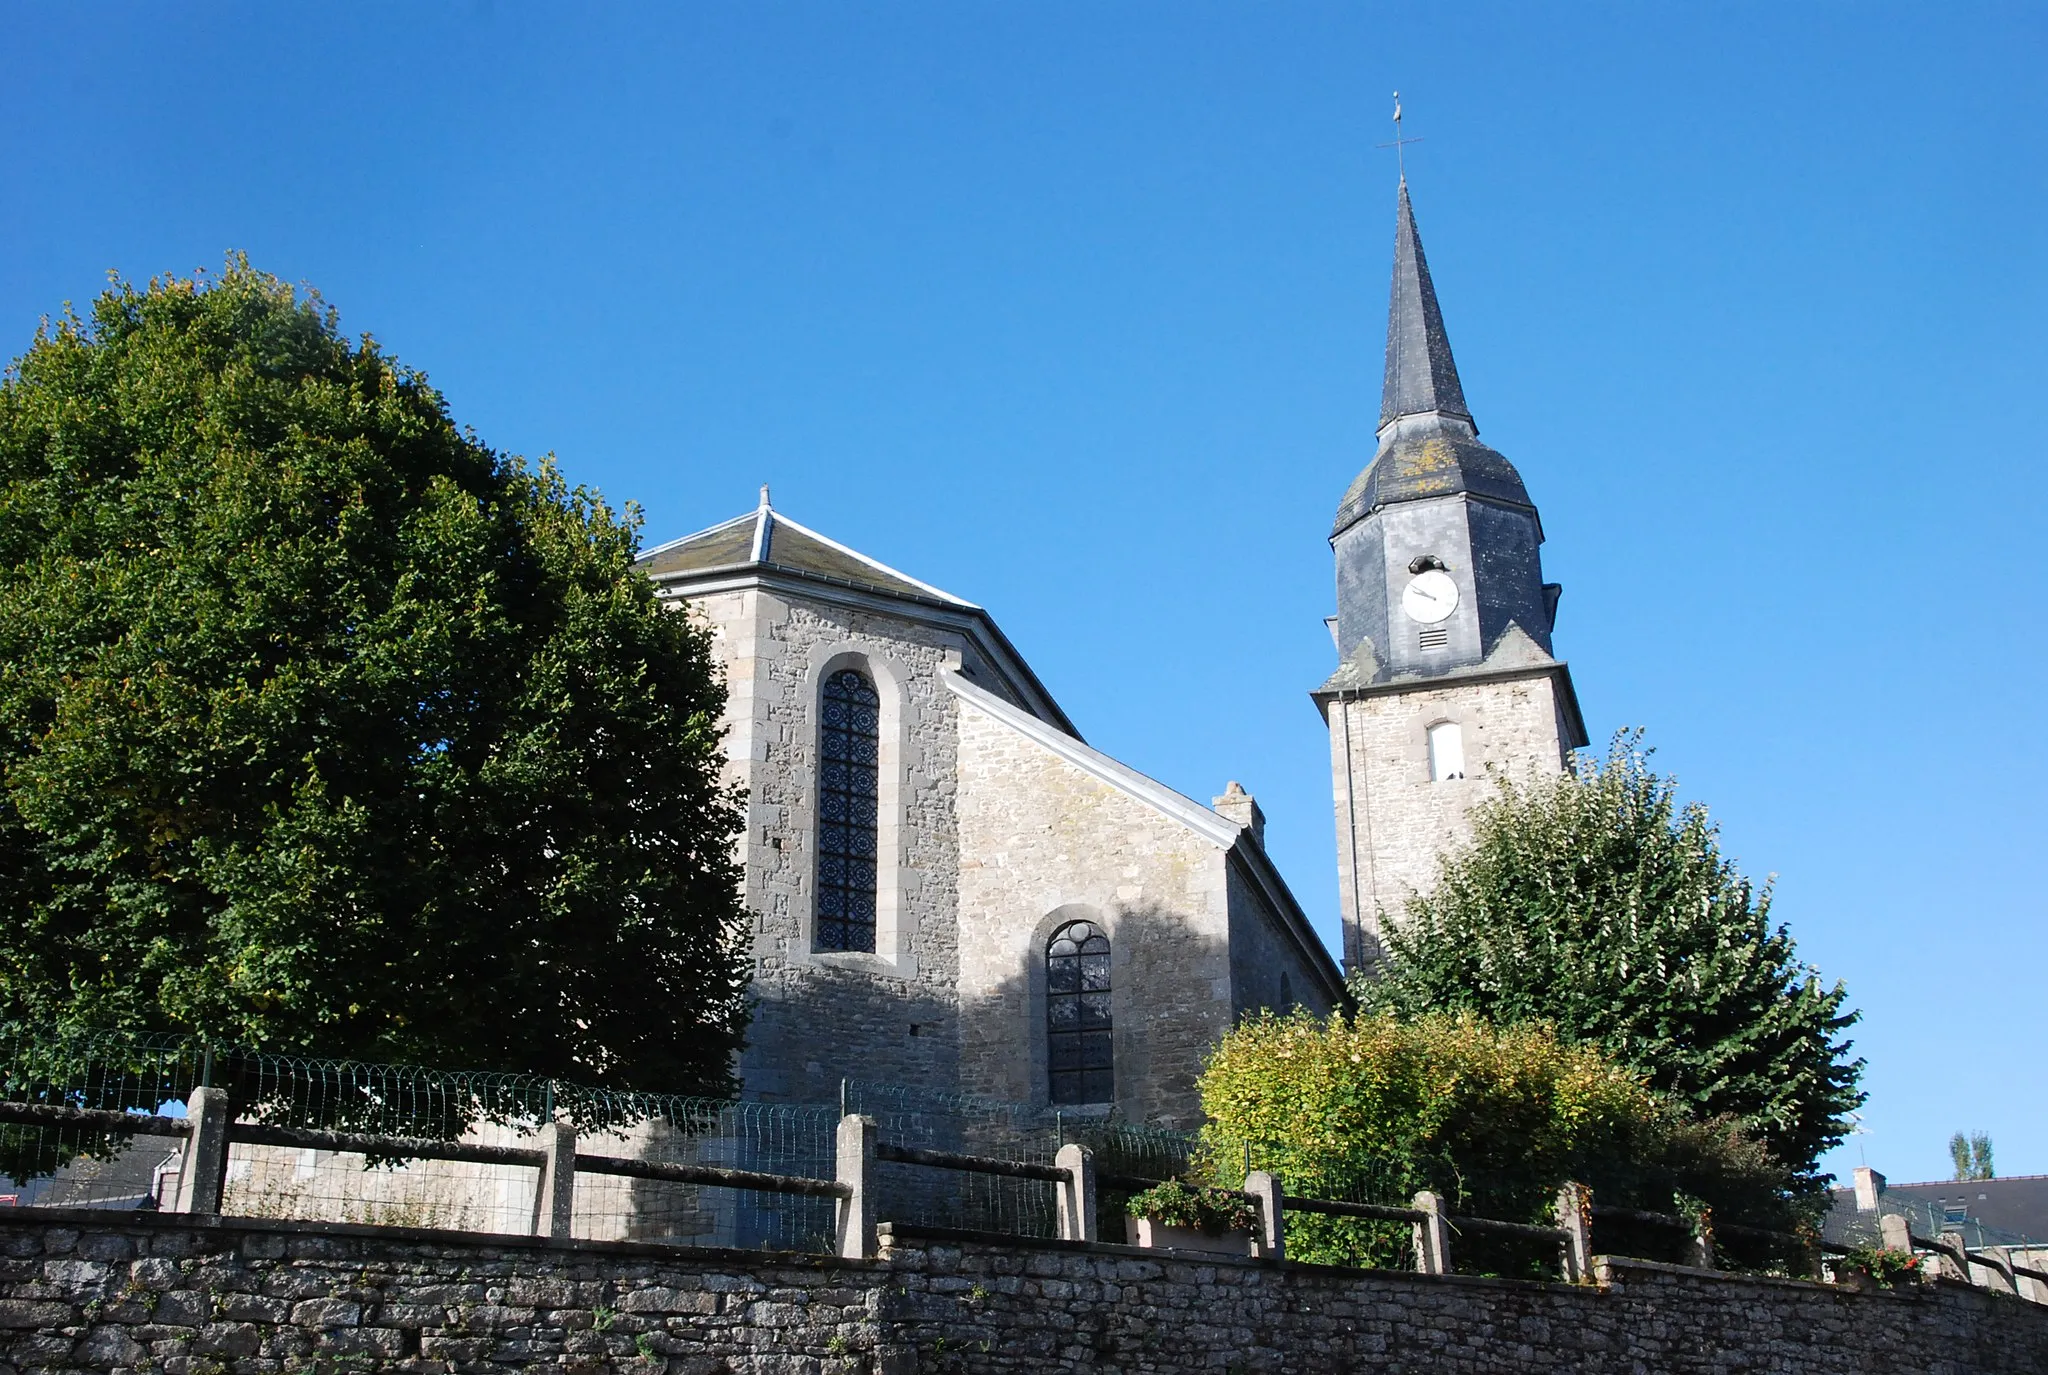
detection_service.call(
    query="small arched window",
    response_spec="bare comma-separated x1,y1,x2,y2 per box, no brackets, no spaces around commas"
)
815,667,881,953
1046,920,1113,1104
1428,720,1466,782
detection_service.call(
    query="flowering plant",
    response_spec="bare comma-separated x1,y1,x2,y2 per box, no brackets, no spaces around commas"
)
1837,1246,1922,1287
1126,1177,1261,1235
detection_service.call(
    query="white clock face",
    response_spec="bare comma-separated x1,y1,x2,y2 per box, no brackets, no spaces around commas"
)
1401,569,1460,624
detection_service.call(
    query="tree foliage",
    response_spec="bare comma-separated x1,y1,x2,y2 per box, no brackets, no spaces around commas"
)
1950,1132,1994,1182
0,262,749,1094
1359,733,1863,1180
1199,1010,1801,1270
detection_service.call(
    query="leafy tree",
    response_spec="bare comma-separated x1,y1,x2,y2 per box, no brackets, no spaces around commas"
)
1199,1010,1801,1271
1359,733,1863,1182
1951,1132,1994,1181
0,262,749,1095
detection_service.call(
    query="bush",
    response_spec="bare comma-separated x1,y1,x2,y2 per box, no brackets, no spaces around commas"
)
1199,1010,1803,1271
1362,733,1862,1182
1836,1246,1923,1287
1126,1178,1261,1235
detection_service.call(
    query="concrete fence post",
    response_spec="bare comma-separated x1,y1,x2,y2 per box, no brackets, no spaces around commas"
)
535,1121,576,1239
170,1086,232,1215
1054,1143,1096,1243
836,1113,878,1260
1688,1207,1716,1270
1244,1171,1285,1262
1879,1212,1913,1255
1411,1190,1450,1275
1936,1231,1975,1285
1556,1182,1593,1284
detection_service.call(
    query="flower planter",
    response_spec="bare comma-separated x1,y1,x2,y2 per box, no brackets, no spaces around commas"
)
1830,1249,1922,1292
1126,1216,1255,1257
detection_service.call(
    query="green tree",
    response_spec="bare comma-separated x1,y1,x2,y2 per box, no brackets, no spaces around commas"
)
1359,733,1863,1182
1951,1132,1994,1181
0,262,749,1094
1199,1010,1800,1271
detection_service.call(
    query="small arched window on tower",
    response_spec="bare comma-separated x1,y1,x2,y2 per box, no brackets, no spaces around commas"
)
1046,920,1113,1104
815,667,881,953
1428,720,1466,782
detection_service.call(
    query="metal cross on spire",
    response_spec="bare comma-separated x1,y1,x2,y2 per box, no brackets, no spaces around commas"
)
1375,91,1424,181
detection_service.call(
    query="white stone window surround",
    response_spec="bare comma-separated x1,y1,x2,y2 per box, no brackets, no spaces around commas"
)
1021,902,1120,1115
795,643,918,979
1427,718,1467,782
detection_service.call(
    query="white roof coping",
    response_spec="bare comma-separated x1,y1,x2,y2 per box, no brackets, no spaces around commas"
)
944,672,1241,848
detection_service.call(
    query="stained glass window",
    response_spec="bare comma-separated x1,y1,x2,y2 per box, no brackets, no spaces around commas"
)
1047,919,1113,1104
815,668,880,953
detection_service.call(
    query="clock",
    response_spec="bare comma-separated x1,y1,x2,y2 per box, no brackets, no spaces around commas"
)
1401,569,1460,624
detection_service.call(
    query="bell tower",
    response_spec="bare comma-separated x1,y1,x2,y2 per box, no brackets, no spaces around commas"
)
1316,180,1588,973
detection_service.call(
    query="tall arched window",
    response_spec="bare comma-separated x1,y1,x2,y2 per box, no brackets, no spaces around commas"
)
1046,919,1113,1104
1428,720,1466,782
815,667,880,953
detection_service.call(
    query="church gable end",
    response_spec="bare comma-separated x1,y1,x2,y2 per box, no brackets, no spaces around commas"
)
643,495,1341,1126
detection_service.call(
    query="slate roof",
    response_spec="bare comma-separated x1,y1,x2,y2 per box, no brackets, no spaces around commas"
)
1827,1175,2048,1247
1333,180,1533,538
1380,179,1471,430
636,491,976,608
1332,429,1534,536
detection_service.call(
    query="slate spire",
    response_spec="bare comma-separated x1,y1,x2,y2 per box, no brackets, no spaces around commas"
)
1379,179,1473,433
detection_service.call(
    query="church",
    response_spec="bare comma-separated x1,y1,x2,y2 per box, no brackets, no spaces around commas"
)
634,179,1584,1129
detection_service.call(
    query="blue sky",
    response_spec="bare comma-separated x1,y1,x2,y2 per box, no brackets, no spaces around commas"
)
5,3,2043,1187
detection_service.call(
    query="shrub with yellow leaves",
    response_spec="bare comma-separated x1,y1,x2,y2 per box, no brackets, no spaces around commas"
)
1199,1011,1801,1272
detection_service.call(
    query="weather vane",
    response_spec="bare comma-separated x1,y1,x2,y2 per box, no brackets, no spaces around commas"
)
1375,91,1424,180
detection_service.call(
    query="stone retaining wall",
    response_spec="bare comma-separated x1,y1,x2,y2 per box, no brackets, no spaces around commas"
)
3,1208,2045,1374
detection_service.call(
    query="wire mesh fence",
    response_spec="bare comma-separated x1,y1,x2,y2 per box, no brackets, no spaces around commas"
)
0,1026,1854,1288
0,1029,1207,1253
843,1080,1198,1241
0,1029,202,1209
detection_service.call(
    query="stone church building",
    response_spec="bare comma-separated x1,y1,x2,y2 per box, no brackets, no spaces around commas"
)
634,178,1582,1128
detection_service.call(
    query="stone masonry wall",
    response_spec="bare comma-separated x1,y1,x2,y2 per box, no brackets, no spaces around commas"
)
1221,861,1332,1023
1330,670,1570,969
6,1210,2047,1375
682,587,976,1106
953,699,1234,1129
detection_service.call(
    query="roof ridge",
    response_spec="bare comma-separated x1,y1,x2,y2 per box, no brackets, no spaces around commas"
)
764,509,977,608
636,510,756,562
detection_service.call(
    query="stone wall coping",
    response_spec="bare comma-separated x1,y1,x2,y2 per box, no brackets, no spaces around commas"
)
1597,1254,1834,1295
945,672,1241,849
1599,1252,1984,1301
0,1204,884,1273
947,672,1347,1000
1,1206,1995,1310
878,1220,1599,1297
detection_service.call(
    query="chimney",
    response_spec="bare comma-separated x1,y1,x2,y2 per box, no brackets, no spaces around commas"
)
1212,781,1265,848
1853,1166,1886,1213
